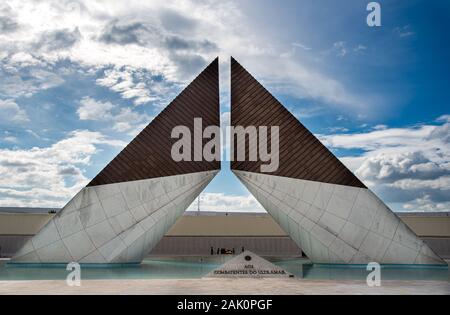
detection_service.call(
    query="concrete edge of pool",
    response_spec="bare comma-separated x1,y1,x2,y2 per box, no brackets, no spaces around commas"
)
1,257,449,283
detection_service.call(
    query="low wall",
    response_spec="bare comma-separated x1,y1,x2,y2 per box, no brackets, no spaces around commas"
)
149,236,302,257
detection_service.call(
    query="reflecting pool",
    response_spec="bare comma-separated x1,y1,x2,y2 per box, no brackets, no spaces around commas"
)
0,257,448,281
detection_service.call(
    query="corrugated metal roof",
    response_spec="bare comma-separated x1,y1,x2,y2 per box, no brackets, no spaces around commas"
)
230,57,365,188
88,58,221,187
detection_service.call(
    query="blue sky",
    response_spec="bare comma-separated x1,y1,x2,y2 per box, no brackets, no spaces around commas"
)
0,0,449,212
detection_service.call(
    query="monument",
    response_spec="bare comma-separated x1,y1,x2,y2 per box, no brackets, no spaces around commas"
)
206,251,293,278
11,57,445,266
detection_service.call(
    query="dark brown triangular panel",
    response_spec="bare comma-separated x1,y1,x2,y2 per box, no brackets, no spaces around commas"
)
230,57,365,188
88,58,220,187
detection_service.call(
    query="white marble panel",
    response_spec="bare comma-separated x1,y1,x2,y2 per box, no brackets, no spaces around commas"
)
234,171,445,265
36,240,72,263
120,183,141,209
13,171,218,264
392,222,423,252
130,205,148,222
54,211,83,239
329,237,357,263
62,229,97,261
98,235,127,262
79,203,106,228
31,220,60,250
94,183,121,201
318,212,346,236
309,238,330,263
79,187,100,209
125,234,145,263
86,220,117,248
325,193,354,220
310,224,336,248
358,232,391,262
13,251,41,263
305,205,325,223
61,191,83,215
382,242,419,264
79,250,105,264
100,194,128,218
370,207,400,240
114,211,136,232
301,180,321,204
347,204,376,230
338,221,369,250
313,183,335,210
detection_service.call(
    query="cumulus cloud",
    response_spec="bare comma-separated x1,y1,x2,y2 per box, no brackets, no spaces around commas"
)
0,55,65,98
96,67,157,106
394,25,415,38
99,21,149,46
0,3,18,33
2,136,18,143
0,16,18,33
76,96,153,135
322,117,450,212
248,57,370,112
77,97,114,121
0,0,368,112
186,193,265,213
332,41,347,57
112,107,153,135
34,28,81,51
0,99,29,123
0,130,126,207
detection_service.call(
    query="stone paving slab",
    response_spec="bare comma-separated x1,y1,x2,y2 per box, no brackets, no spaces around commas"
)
0,278,449,295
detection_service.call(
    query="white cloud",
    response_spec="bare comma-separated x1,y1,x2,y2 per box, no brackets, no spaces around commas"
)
394,25,415,38
389,176,450,191
250,57,367,111
0,0,370,113
353,44,367,52
186,192,265,213
321,117,450,212
403,196,450,212
373,124,387,130
280,42,311,58
292,42,311,51
0,99,29,123
96,67,158,106
332,41,347,57
0,130,126,207
112,107,153,135
8,52,44,67
437,115,450,123
0,59,65,98
2,136,18,143
77,97,114,120
76,96,153,135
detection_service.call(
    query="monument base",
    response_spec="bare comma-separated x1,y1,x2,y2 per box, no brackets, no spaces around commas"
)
205,251,293,279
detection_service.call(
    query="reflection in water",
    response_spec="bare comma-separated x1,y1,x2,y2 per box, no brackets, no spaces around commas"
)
0,258,448,281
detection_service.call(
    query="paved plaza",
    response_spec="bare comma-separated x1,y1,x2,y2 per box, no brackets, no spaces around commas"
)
0,278,449,295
